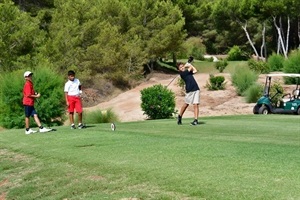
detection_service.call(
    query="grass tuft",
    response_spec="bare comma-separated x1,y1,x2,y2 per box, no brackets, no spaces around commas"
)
83,108,119,124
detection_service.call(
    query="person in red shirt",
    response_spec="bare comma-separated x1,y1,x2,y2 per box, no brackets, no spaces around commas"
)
23,71,52,134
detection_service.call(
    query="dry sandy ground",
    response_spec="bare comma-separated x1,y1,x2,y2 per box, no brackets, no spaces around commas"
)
84,72,256,122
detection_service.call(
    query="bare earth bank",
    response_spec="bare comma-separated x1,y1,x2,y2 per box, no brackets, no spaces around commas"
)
84,72,256,122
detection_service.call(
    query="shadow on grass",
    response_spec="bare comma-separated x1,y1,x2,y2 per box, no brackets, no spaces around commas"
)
83,125,96,128
198,121,206,125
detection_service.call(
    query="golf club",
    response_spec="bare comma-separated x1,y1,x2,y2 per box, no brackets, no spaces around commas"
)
166,56,194,88
166,75,179,88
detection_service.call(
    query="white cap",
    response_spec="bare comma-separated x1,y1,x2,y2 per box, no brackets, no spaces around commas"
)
24,71,33,77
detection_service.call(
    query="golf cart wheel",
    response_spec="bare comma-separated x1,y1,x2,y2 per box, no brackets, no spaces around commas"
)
258,106,269,115
253,105,259,114
297,107,300,115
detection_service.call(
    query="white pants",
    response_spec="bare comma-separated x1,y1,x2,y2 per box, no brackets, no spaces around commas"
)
185,90,200,104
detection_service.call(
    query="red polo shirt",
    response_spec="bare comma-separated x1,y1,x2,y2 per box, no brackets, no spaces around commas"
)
23,80,35,106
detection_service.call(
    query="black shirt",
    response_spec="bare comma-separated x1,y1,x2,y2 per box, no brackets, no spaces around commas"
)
179,70,200,93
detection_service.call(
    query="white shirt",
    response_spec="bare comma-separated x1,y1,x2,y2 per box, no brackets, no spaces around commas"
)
64,78,81,96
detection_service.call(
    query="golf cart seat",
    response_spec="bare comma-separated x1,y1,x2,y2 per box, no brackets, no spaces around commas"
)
282,97,291,103
281,93,291,102
293,89,300,99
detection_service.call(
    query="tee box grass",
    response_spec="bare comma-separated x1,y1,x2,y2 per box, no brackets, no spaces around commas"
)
0,115,300,199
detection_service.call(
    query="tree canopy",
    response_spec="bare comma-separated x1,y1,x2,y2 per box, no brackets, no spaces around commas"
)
1,0,300,84
1,0,187,86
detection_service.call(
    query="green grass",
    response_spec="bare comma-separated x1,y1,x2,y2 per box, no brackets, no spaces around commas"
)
1,115,300,199
177,59,248,74
159,60,248,75
194,61,248,74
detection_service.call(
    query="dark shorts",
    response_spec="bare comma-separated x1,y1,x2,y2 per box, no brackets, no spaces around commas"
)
24,105,37,117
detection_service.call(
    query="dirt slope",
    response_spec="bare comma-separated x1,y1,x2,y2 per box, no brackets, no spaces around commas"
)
84,72,256,122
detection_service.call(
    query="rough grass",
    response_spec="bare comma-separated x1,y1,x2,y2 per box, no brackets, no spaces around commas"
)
83,108,119,124
178,60,248,74
0,115,300,200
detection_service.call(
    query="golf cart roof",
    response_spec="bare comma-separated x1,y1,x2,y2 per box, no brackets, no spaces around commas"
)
266,73,300,78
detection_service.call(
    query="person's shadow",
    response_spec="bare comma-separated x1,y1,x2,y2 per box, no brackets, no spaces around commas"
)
82,125,96,128
198,121,206,125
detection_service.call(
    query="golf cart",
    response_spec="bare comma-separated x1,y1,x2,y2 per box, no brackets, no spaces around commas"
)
253,73,300,115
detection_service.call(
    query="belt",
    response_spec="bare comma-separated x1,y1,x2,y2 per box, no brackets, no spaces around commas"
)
68,95,80,97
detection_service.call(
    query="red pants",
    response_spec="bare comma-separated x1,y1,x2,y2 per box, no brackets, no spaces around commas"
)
67,96,83,113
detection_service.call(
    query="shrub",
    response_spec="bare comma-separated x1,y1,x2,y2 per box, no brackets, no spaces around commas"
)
105,71,131,89
0,68,65,129
83,108,118,124
215,59,228,73
231,66,258,96
0,71,26,129
176,77,185,96
140,84,176,119
181,37,206,60
267,53,284,71
283,50,300,84
248,59,270,73
227,45,247,61
205,74,226,90
269,81,284,107
244,83,263,103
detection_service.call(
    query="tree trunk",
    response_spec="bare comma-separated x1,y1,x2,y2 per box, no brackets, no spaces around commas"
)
298,17,300,49
145,61,153,74
273,16,288,59
285,16,290,53
172,52,177,65
279,17,286,47
241,21,259,58
277,37,283,55
260,23,266,59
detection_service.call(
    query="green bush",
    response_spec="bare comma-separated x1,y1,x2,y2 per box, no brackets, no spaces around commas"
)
105,71,131,89
0,68,65,129
227,45,247,61
83,108,118,124
283,50,300,84
244,83,263,103
248,59,270,73
231,66,258,96
205,74,226,90
190,47,205,60
181,37,206,60
140,84,176,119
267,53,284,71
215,59,228,73
270,81,284,107
176,77,185,96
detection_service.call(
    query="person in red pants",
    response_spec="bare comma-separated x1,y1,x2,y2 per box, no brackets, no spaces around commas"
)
64,70,85,129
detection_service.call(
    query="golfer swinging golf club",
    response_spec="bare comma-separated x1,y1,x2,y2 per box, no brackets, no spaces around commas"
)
176,57,200,125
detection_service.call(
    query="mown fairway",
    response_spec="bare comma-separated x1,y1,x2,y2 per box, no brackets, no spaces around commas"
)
0,115,300,200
